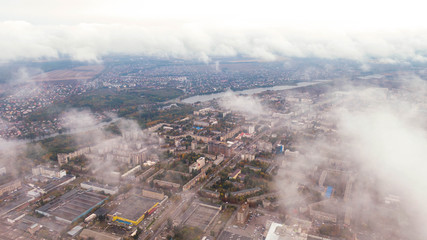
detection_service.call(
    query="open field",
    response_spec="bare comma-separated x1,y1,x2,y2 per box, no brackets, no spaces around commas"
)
31,65,104,82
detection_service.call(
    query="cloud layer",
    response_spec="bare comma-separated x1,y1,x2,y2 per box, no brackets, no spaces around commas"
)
2,21,427,63
335,85,427,237
219,90,269,117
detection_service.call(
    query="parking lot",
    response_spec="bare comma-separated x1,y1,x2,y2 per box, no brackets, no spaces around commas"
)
181,202,221,232
223,209,281,240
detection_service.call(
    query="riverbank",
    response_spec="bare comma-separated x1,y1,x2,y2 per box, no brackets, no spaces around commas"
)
180,80,332,104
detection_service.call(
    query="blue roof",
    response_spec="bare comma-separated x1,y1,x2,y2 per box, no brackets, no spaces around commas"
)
116,219,132,225
325,186,333,198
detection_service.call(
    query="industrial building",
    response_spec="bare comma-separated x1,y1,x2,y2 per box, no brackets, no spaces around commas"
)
40,175,76,193
80,182,119,195
36,189,108,224
109,195,160,226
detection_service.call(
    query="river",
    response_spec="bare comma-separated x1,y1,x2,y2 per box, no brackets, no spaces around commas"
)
21,80,329,143
180,80,331,104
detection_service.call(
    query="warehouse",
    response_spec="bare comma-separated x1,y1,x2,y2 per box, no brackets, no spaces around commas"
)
36,189,108,224
109,195,160,226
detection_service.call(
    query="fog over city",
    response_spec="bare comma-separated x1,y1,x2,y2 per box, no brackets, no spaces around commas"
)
278,79,427,239
0,1,426,240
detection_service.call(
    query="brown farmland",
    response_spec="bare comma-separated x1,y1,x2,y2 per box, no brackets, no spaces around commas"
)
31,65,104,82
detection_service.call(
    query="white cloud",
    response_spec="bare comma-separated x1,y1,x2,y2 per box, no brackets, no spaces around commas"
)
1,0,427,63
331,83,427,236
219,90,268,117
61,109,99,131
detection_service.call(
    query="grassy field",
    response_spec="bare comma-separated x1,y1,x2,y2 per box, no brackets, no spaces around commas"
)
70,87,183,111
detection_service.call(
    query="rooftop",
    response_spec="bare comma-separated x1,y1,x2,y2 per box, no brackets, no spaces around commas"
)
81,181,118,191
110,195,158,222
36,188,108,224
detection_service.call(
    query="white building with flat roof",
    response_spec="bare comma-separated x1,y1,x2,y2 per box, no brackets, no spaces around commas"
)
32,166,66,179
265,221,308,240
189,157,206,173
80,182,118,195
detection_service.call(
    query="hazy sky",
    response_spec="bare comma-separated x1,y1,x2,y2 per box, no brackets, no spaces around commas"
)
1,0,426,62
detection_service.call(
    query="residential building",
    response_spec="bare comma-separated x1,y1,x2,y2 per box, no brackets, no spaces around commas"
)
32,166,66,179
236,202,250,225
189,157,206,173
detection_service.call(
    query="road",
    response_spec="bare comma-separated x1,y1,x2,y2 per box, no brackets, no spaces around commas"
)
141,128,271,239
140,189,196,240
203,128,271,187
